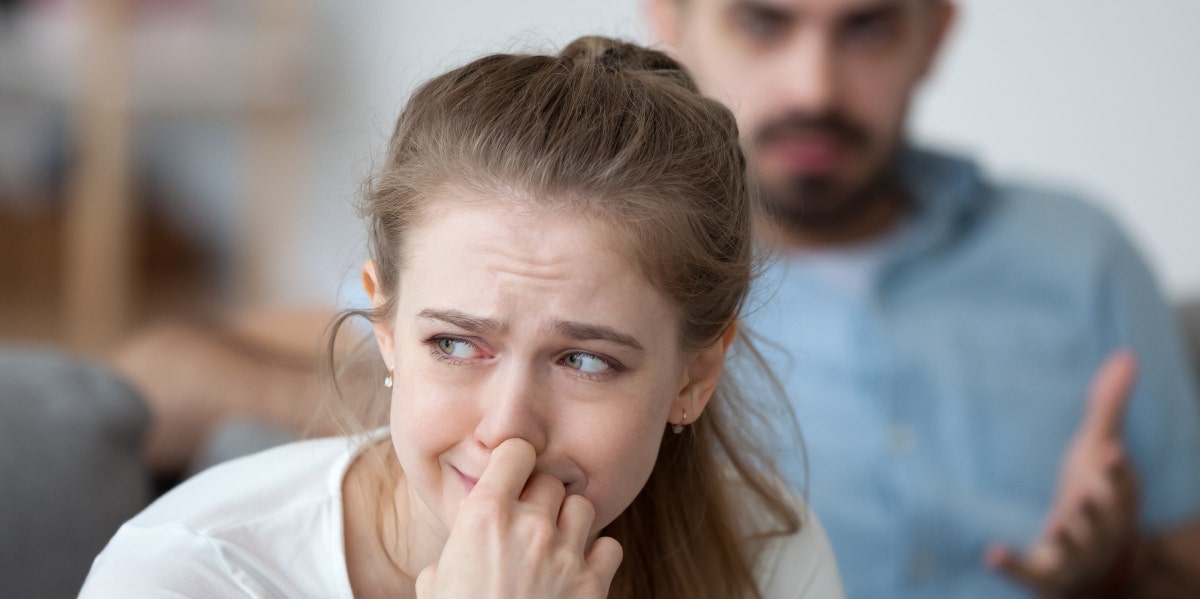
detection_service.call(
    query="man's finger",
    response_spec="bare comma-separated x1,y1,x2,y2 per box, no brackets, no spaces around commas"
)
985,544,1050,590
1052,522,1084,559
1079,497,1116,544
1081,351,1138,441
474,438,537,499
1108,458,1139,512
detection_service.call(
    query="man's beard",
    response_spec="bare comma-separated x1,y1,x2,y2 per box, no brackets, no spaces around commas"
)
757,160,900,234
751,111,901,235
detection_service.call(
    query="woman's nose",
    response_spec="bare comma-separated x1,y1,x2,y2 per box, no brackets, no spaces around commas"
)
472,361,547,454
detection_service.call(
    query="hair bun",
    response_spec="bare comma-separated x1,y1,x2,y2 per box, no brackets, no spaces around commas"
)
599,46,625,70
559,36,694,88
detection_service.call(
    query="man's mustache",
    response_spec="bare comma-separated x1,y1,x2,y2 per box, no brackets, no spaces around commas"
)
753,112,869,148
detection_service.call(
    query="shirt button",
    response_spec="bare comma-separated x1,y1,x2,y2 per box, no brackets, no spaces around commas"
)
889,424,915,454
910,553,937,582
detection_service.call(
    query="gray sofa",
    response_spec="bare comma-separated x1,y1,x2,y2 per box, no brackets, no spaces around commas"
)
1182,301,1200,388
0,348,151,599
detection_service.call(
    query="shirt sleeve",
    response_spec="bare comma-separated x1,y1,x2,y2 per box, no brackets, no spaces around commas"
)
756,505,846,599
79,524,261,598
1098,219,1200,531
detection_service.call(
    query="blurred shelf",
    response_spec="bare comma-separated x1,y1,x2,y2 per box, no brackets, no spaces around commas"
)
1,0,312,354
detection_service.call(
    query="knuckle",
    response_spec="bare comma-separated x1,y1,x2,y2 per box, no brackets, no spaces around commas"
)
521,515,558,551
531,472,565,492
461,494,510,529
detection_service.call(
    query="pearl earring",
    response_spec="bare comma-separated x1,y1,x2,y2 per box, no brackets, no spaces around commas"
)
384,370,393,389
673,408,687,434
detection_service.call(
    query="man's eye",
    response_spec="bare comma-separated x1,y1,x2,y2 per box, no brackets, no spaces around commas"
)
842,13,898,45
734,10,787,43
563,352,611,374
435,338,481,359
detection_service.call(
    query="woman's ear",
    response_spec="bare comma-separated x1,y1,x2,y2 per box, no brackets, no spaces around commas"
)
671,322,739,425
362,260,395,371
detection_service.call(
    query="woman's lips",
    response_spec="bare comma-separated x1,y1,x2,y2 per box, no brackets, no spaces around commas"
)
453,464,580,496
453,466,479,494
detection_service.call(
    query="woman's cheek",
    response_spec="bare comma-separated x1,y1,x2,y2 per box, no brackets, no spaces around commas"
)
390,375,471,468
395,379,470,435
575,402,668,533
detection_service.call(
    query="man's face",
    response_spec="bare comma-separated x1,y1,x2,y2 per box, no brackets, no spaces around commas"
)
654,0,952,229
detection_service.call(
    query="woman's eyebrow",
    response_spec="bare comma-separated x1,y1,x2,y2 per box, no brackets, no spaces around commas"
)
553,320,645,353
417,310,645,352
417,309,504,333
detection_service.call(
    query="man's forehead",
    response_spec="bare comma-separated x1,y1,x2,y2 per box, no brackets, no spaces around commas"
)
701,0,911,18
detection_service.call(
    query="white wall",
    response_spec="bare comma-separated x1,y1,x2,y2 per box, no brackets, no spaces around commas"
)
296,0,1198,305
911,0,1200,299
293,0,644,305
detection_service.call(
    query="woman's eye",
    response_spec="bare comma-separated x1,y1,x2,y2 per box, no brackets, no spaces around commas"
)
563,352,611,374
435,338,481,359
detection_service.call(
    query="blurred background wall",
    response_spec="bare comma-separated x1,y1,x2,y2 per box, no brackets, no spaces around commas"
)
1,0,1196,354
913,0,1200,303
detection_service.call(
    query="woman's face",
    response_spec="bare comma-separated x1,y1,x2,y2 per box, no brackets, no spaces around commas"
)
368,192,718,539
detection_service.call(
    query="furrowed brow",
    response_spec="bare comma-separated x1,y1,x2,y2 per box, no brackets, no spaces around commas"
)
418,309,504,333
554,320,645,353
727,0,794,22
843,0,904,21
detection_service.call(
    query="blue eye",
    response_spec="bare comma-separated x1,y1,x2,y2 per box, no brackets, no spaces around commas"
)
563,352,611,374
435,338,481,359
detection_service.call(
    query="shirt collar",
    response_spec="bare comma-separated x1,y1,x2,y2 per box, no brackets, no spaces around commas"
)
900,146,986,226
883,146,989,271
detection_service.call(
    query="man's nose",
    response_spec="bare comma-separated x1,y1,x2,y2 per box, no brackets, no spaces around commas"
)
775,32,840,115
472,361,547,454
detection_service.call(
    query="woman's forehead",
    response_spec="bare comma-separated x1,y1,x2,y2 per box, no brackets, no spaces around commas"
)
400,201,667,304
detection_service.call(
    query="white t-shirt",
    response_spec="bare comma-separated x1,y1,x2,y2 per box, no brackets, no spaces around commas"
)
81,434,844,598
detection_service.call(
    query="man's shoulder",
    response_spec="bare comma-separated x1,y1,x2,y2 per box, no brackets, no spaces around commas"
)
990,178,1114,228
983,178,1137,267
902,147,1150,293
917,150,1131,262
917,148,1118,234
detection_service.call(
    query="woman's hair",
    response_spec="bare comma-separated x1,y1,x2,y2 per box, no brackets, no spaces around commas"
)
326,36,801,599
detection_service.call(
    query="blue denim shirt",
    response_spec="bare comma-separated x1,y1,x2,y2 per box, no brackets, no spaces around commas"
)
741,148,1200,598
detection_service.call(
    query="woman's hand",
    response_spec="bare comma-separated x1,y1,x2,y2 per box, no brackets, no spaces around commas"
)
416,438,623,599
